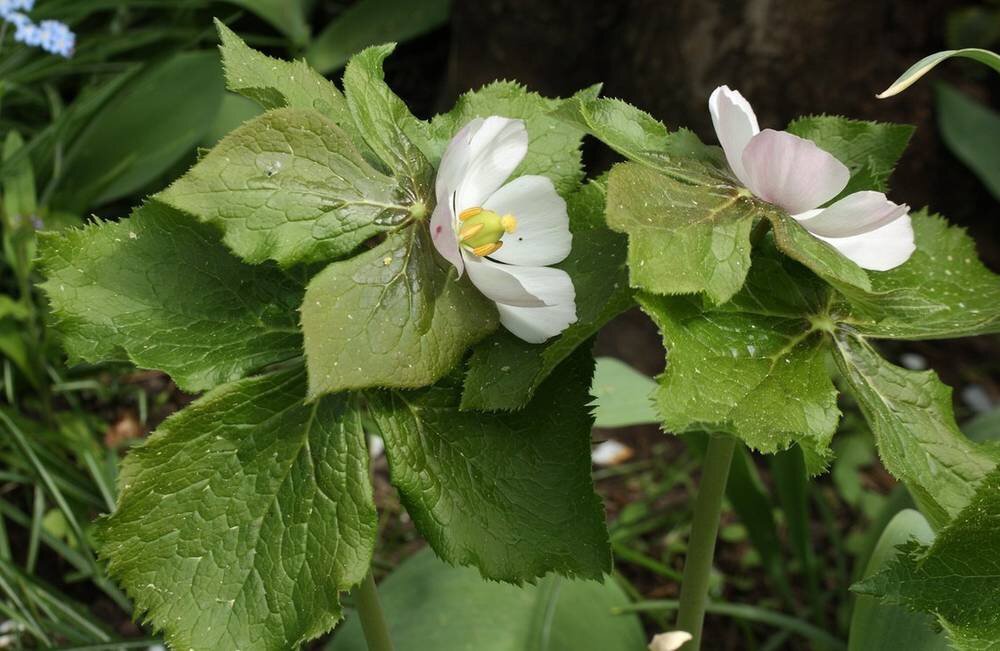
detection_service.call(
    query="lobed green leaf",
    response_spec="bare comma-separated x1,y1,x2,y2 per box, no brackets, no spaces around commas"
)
787,116,913,198
98,367,377,651
158,107,406,267
301,227,497,397
368,349,611,582
215,20,357,139
842,211,1000,339
832,333,997,528
38,202,303,393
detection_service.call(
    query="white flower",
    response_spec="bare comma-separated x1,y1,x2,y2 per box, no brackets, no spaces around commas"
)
709,85,915,271
430,117,576,343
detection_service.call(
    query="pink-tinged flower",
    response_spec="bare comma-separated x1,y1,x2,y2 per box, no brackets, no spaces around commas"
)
709,85,915,271
430,117,576,343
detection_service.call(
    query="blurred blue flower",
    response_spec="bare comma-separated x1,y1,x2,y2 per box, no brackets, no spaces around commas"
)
1,2,74,58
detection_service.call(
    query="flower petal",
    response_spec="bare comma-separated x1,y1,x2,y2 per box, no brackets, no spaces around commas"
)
709,85,760,187
491,263,576,343
430,199,464,276
741,129,850,214
815,213,915,271
483,175,571,266
435,118,484,203
454,117,528,211
463,256,547,307
794,191,909,238
497,302,577,344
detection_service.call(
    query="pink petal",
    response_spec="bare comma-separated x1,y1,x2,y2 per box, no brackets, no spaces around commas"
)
741,129,850,214
709,85,759,187
429,199,464,276
795,191,909,238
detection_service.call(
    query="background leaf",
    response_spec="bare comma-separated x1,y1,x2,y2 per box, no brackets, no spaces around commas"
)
98,368,377,651
368,350,611,582
877,47,1000,97
221,0,310,47
307,0,452,75
327,548,645,651
935,82,1000,200
590,357,658,428
39,202,303,393
55,51,225,210
848,509,948,651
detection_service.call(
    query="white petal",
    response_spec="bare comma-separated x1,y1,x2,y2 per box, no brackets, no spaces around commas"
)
435,118,484,204
497,302,576,344
454,117,528,211
463,256,547,307
709,85,760,187
430,199,464,276
815,213,915,271
483,175,571,266
794,191,909,238
493,264,576,343
741,129,850,214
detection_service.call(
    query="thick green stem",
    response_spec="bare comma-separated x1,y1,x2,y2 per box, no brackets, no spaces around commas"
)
352,571,394,651
675,433,737,649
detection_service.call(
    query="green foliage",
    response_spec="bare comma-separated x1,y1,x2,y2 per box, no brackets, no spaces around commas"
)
877,47,1000,98
342,44,435,192
832,334,996,529
222,0,311,46
369,350,611,582
842,211,1000,339
328,548,644,651
787,116,914,198
606,162,756,304
301,229,497,396
849,509,949,651
936,82,1000,201
55,51,226,211
38,202,303,393
99,367,377,651
589,357,658,428
307,0,452,74
158,107,405,266
855,470,1000,649
215,21,359,138
639,246,840,474
461,179,631,410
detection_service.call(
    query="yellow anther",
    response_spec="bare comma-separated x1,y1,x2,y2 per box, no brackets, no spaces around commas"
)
458,223,484,242
471,242,503,257
500,214,517,233
458,207,483,222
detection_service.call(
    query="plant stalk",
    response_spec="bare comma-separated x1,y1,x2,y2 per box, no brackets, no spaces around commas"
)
352,571,394,651
675,433,737,649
